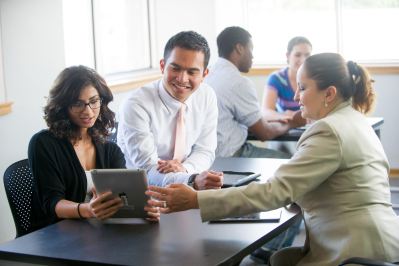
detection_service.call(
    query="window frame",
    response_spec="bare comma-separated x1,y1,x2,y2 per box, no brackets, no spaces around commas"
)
91,0,156,83
95,0,399,92
240,0,399,66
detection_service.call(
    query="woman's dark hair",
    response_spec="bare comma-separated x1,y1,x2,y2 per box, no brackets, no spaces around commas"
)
303,53,375,114
44,65,115,142
287,36,312,54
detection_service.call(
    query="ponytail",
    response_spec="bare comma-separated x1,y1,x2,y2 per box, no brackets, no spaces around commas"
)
347,61,375,114
305,53,376,114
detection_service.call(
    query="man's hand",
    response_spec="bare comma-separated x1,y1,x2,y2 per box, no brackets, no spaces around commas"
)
146,184,199,213
144,204,160,222
157,159,187,173
194,170,223,190
288,110,307,129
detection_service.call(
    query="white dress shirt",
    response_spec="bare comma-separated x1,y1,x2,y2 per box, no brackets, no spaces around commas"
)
117,79,218,186
205,58,261,157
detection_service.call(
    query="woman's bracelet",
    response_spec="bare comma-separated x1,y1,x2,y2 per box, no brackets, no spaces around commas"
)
77,203,83,219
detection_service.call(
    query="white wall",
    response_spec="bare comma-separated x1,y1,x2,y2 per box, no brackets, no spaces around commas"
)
371,75,399,168
0,0,66,243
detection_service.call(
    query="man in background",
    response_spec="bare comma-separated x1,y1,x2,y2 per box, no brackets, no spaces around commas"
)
205,26,305,159
204,26,304,263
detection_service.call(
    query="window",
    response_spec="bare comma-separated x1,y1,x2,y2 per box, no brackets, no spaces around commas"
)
64,0,399,81
63,0,95,69
92,0,152,79
340,0,399,63
215,0,399,65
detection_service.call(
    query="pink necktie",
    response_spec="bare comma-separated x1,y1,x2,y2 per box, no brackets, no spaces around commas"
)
173,104,186,162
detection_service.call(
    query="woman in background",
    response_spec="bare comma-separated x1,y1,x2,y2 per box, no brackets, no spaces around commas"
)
29,66,159,232
263,36,312,155
263,36,312,120
147,53,399,265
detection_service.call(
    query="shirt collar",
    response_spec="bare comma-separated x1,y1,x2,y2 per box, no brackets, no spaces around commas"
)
158,80,193,112
214,57,241,74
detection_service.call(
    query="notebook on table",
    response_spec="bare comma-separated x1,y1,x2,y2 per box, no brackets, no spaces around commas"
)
209,209,282,223
222,171,261,188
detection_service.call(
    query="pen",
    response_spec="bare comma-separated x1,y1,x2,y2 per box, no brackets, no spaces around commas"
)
234,173,261,187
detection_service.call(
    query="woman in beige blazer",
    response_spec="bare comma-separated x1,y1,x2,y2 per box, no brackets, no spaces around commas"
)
147,53,399,265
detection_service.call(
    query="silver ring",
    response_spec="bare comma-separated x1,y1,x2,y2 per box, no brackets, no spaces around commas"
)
163,201,167,208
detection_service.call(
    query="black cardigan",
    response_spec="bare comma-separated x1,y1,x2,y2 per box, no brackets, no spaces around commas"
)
28,130,126,231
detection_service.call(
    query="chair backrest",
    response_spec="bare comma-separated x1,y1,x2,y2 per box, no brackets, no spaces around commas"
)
3,159,33,238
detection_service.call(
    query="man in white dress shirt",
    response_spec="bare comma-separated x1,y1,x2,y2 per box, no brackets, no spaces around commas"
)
205,26,305,158
204,26,304,264
118,31,222,190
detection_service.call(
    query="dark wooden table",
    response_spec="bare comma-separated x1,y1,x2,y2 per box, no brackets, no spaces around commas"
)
0,158,300,266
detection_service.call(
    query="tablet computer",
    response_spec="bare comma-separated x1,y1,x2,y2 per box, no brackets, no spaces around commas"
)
222,171,261,188
209,209,282,223
91,169,149,218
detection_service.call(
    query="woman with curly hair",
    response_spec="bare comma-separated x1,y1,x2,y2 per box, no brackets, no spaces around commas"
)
28,66,159,232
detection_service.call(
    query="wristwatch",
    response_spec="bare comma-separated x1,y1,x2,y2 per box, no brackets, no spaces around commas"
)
187,174,198,188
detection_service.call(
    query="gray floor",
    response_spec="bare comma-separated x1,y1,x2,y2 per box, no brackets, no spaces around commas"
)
240,178,399,266
240,222,305,266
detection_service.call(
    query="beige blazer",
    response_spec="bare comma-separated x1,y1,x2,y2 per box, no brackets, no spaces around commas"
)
198,102,399,265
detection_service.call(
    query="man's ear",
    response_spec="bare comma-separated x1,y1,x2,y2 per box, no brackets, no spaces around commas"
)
235,43,244,55
325,86,337,104
160,59,165,74
202,68,209,78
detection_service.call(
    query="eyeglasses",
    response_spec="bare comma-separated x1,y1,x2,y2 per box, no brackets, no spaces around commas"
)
69,98,102,113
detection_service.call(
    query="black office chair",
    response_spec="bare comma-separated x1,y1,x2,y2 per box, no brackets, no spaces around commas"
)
339,257,399,266
3,159,34,238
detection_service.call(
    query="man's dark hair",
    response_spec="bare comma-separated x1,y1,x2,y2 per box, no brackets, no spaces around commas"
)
44,65,115,143
217,26,252,58
163,31,210,69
